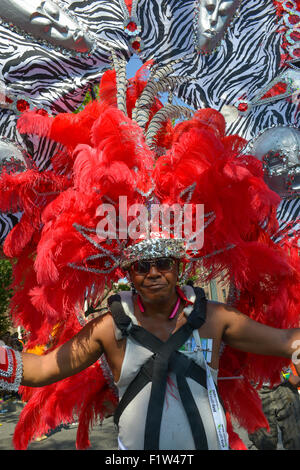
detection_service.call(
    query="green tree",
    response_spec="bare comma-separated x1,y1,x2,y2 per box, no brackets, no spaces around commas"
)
0,258,13,336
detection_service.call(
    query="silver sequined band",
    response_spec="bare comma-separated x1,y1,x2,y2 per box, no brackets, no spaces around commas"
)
120,238,186,269
0,347,13,378
98,355,118,398
0,347,23,392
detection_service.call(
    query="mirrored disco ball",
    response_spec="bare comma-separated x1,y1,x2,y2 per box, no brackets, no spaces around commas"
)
244,126,300,197
250,127,299,168
0,138,28,175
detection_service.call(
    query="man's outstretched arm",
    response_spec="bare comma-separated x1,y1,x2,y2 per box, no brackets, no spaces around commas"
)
3,315,106,388
220,303,300,364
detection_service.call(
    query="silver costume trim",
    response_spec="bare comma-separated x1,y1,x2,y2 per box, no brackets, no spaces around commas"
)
0,347,23,392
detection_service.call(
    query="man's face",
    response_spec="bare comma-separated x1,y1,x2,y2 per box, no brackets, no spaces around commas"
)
129,258,179,305
196,0,240,53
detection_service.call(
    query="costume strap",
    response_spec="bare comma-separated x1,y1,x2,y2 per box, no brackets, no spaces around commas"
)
0,345,23,392
109,287,214,450
108,294,134,337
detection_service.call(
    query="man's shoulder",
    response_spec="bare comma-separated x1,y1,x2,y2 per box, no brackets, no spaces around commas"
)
206,299,227,315
89,311,115,336
89,311,123,352
205,300,235,332
206,300,240,315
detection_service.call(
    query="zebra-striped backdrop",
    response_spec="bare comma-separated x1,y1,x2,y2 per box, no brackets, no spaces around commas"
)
273,197,300,246
0,0,299,243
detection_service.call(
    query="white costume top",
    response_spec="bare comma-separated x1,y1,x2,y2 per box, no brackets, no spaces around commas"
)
113,286,227,450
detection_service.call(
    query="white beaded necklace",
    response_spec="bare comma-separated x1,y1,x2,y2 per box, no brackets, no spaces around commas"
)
118,0,144,53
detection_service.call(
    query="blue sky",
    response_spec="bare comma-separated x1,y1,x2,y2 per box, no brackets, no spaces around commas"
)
126,54,143,78
126,54,194,111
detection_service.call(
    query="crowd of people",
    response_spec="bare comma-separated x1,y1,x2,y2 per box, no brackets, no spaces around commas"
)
0,332,23,351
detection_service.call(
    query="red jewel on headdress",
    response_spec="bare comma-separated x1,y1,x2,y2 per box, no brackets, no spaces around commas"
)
261,82,288,100
131,40,141,51
293,47,300,58
285,1,295,9
289,14,300,25
126,21,138,32
16,99,30,113
237,102,248,113
290,31,300,42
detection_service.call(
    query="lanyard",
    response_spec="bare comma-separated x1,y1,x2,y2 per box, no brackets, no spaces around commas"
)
193,331,229,450
204,361,229,450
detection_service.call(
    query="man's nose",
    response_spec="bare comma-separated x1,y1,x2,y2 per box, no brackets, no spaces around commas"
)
148,265,161,276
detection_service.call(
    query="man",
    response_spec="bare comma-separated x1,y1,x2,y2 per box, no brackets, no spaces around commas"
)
1,249,300,450
0,60,299,450
248,369,300,450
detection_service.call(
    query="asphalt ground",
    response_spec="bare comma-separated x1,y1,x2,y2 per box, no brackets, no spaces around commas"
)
0,402,283,452
0,403,118,451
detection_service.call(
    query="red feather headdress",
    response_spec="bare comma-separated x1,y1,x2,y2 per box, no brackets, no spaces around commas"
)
0,56,299,450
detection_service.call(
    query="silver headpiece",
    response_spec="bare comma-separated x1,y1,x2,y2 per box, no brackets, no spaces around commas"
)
120,237,186,270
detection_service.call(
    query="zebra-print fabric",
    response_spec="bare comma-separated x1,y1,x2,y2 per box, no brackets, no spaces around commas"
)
0,0,131,243
0,0,132,161
0,212,21,245
0,1,129,112
172,0,299,141
273,198,300,245
0,1,296,149
0,0,298,243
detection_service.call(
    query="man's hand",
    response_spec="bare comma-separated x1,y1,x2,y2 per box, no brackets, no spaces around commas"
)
0,345,6,365
288,374,300,388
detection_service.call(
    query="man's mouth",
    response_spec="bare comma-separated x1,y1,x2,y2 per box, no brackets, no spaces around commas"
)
143,284,167,290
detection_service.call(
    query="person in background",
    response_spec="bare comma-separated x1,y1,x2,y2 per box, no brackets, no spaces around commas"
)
248,365,300,450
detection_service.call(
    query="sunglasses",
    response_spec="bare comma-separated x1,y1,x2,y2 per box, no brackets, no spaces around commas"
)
130,257,176,274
